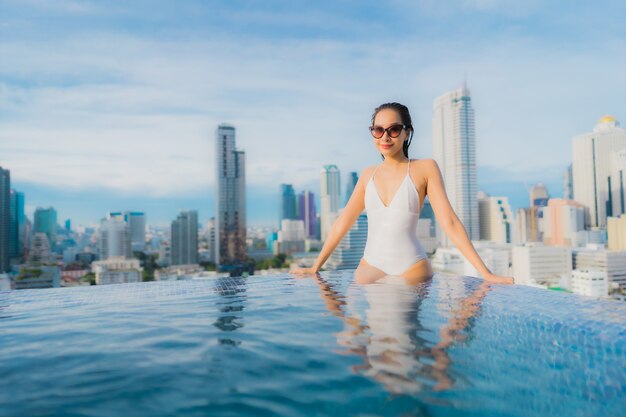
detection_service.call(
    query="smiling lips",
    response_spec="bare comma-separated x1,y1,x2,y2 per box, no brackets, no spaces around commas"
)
379,143,392,150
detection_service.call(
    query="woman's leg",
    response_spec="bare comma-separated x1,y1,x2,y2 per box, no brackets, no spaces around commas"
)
354,258,386,284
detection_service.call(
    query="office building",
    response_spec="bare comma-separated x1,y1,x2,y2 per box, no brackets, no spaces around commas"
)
478,192,513,244
432,84,479,246
99,214,132,260
171,210,198,266
326,213,368,270
215,124,247,271
572,116,626,227
298,190,317,239
542,199,586,247
280,184,297,222
512,243,572,287
0,168,11,272
345,172,358,205
320,165,340,241
34,207,57,248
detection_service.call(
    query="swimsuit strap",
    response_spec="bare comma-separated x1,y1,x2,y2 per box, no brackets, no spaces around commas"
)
371,163,382,181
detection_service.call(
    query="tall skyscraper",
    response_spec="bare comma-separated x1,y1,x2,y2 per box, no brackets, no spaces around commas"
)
171,210,198,266
432,84,479,247
9,189,25,262
345,172,359,206
99,214,132,260
572,116,626,228
608,147,626,217
216,124,247,271
109,211,146,252
0,167,10,272
298,190,317,239
280,184,297,222
34,207,57,248
320,165,341,241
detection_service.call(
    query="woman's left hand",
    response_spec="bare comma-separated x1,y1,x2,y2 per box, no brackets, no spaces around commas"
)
483,273,515,285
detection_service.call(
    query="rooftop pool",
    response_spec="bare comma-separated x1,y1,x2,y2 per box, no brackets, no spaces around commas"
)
1,272,624,417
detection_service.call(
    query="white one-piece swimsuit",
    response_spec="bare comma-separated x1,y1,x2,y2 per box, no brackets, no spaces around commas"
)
362,159,428,275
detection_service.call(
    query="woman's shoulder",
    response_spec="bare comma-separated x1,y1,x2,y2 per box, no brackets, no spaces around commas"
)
410,158,438,171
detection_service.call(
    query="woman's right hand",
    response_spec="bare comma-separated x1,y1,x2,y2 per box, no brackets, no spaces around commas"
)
291,267,319,276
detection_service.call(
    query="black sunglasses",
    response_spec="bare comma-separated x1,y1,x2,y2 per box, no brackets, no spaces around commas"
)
369,124,407,139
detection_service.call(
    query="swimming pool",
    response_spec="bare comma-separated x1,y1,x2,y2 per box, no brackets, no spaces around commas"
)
1,272,624,416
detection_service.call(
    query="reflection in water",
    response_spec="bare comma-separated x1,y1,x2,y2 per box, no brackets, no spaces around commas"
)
313,274,492,394
213,276,248,346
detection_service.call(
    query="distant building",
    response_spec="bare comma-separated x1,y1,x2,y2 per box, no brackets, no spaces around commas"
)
92,257,143,285
320,165,340,241
572,245,626,289
608,147,626,217
345,172,358,206
298,190,317,239
280,184,297,222
0,167,10,272
9,189,25,263
432,84,479,247
542,199,586,247
571,269,609,298
572,116,626,228
34,207,57,248
275,219,306,256
29,233,51,264
171,210,198,266
99,214,132,260
563,163,574,200
14,265,61,290
464,241,513,278
607,214,626,250
326,212,367,270
215,124,247,271
512,243,572,287
478,192,513,244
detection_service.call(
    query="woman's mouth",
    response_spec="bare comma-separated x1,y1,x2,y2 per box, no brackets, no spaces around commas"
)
380,143,392,150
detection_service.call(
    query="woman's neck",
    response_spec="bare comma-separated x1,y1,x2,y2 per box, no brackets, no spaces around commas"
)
382,154,409,167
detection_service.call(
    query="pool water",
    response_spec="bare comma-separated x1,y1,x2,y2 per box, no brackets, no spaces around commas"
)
1,272,624,417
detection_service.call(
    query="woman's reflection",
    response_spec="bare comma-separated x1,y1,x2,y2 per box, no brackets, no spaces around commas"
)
310,273,492,393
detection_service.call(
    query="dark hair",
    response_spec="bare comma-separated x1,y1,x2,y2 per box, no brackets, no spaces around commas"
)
371,102,414,159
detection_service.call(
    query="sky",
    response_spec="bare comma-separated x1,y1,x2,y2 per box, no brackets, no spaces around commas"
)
1,0,625,228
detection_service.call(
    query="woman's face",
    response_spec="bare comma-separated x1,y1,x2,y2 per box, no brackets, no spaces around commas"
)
372,108,409,158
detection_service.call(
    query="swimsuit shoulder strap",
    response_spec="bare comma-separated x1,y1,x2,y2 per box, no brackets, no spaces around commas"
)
370,163,382,180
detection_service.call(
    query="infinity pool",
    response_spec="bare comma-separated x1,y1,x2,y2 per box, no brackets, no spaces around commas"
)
1,272,624,417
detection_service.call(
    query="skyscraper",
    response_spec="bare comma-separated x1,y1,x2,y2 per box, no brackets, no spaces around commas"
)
280,184,297,222
432,84,479,247
608,147,626,217
477,192,513,244
298,190,317,239
0,167,10,272
572,116,626,228
99,214,132,260
34,207,57,248
109,211,146,252
345,172,359,206
171,210,198,266
320,165,341,241
9,189,25,262
216,124,247,271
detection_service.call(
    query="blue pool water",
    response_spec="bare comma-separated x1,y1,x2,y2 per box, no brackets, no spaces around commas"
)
1,271,625,417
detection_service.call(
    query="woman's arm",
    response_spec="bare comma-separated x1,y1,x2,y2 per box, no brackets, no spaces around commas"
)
292,168,369,274
424,159,514,284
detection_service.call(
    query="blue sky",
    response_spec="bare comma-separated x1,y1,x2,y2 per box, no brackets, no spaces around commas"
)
1,0,625,227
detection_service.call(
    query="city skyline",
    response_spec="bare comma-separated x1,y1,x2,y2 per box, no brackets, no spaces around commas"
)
1,1,625,226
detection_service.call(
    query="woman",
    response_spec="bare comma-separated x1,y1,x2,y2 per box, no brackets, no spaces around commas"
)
293,102,514,285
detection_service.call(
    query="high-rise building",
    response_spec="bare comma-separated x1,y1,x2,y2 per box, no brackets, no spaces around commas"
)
298,190,317,239
34,207,57,248
280,184,297,222
109,212,146,252
326,212,368,270
530,183,550,208
0,168,11,272
345,172,359,206
608,147,626,217
216,124,247,271
572,116,626,228
512,243,572,287
542,199,586,247
478,192,513,244
29,232,51,264
432,84,479,247
99,214,132,260
206,217,217,263
274,219,306,256
9,189,25,262
320,165,341,241
563,164,574,200
607,214,626,250
171,210,198,266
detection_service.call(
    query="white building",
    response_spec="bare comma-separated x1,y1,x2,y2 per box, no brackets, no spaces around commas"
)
572,115,626,228
512,243,572,287
92,257,143,285
320,165,341,242
326,213,367,270
155,264,229,281
478,192,514,244
29,232,51,263
464,241,513,278
431,247,464,275
275,219,306,256
573,245,626,289
571,269,609,298
432,84,479,247
99,215,131,260
609,147,626,217
608,214,626,250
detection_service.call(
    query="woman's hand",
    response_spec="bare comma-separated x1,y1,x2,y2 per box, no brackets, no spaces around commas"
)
483,273,515,285
291,266,319,276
